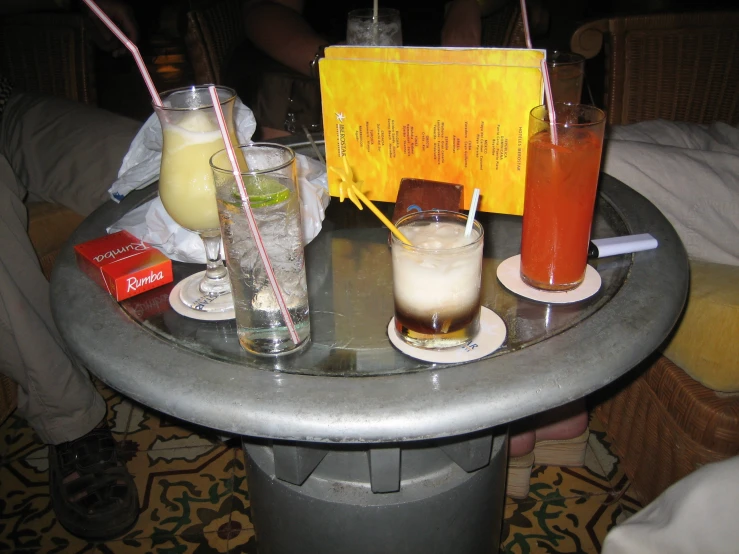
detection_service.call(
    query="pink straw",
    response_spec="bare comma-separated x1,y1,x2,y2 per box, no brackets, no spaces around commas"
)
540,59,559,144
82,0,162,106
518,0,533,49
207,86,300,346
518,0,558,144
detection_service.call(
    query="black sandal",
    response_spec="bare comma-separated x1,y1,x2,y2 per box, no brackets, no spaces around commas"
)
48,427,139,541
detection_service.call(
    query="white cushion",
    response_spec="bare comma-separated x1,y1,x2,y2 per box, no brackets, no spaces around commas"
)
602,120,739,267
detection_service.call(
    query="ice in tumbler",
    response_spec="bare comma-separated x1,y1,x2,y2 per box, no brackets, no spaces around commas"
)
391,211,483,349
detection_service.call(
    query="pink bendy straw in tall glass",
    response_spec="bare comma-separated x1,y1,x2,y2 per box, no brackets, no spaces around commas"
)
81,0,161,106
207,87,305,353
518,0,607,292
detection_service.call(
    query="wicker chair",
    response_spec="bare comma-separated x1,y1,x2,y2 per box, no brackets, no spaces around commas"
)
0,12,97,105
570,12,739,505
184,0,247,85
481,2,528,48
0,12,94,426
570,10,739,125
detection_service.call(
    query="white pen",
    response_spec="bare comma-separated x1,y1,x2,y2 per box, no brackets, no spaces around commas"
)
588,233,659,258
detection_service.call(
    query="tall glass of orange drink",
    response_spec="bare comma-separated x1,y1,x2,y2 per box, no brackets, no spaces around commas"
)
520,103,606,291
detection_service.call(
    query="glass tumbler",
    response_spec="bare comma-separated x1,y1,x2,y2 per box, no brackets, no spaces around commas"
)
210,143,311,356
346,8,403,46
547,51,586,105
391,210,483,349
520,103,606,291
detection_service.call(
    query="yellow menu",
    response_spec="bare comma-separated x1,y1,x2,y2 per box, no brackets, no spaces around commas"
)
319,47,545,215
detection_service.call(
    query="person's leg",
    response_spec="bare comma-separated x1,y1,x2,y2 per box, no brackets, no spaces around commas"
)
0,92,142,539
0,157,105,444
0,92,141,442
1,92,142,216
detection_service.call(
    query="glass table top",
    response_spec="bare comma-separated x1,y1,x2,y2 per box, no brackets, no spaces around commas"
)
117,140,631,378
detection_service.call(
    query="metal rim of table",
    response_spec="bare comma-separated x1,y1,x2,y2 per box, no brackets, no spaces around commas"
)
51,140,688,444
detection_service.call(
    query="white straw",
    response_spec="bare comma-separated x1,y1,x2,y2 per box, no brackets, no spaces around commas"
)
82,0,162,106
465,188,481,237
373,0,379,20
540,59,559,144
208,86,300,346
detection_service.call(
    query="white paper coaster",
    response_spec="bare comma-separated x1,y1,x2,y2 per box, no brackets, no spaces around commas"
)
496,255,601,304
169,274,235,321
387,307,506,363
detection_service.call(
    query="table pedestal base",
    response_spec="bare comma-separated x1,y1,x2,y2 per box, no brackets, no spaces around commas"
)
243,429,507,554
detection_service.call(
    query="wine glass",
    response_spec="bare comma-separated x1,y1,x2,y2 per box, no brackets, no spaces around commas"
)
153,85,238,314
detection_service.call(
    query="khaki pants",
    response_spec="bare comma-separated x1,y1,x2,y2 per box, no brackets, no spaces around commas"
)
0,93,140,444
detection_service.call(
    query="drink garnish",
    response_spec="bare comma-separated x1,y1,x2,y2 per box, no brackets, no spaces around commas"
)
227,176,289,208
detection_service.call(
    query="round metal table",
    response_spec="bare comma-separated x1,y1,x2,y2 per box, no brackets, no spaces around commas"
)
52,138,688,554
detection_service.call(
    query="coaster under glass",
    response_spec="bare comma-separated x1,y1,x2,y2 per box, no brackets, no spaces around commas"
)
496,255,601,304
169,272,235,321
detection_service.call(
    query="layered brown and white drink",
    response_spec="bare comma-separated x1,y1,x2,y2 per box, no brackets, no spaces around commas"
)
391,211,484,349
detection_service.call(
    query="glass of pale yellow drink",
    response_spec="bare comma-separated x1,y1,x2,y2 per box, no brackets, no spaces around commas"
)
154,85,239,313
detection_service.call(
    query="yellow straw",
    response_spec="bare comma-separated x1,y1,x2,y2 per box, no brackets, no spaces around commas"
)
329,156,412,244
350,185,412,245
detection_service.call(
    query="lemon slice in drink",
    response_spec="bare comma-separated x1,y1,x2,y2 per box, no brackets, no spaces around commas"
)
228,176,290,208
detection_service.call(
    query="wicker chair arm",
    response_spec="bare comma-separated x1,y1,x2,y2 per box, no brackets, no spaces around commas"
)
570,19,608,60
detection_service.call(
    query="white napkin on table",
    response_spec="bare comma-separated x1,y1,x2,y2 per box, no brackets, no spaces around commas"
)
108,155,330,263
106,98,330,263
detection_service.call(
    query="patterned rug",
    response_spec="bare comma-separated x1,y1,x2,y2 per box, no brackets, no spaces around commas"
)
0,379,640,553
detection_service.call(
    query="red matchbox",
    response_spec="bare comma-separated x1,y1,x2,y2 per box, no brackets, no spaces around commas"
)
74,230,173,301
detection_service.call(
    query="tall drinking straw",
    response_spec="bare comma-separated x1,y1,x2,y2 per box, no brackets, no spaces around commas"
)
518,0,533,50
372,0,379,43
81,0,161,106
207,87,300,346
518,0,558,144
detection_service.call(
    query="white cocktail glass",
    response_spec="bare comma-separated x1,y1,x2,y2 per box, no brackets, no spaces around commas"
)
154,85,238,313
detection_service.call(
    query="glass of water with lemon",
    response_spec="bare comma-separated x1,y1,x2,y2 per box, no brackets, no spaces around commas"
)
210,143,311,356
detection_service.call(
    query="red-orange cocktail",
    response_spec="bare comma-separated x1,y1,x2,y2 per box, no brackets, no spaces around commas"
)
520,103,606,291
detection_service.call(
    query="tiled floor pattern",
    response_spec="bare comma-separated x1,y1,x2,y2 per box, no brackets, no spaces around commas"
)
501,414,643,554
1,380,641,553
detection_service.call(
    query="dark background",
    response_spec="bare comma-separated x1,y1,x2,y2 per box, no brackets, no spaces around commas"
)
95,0,738,120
